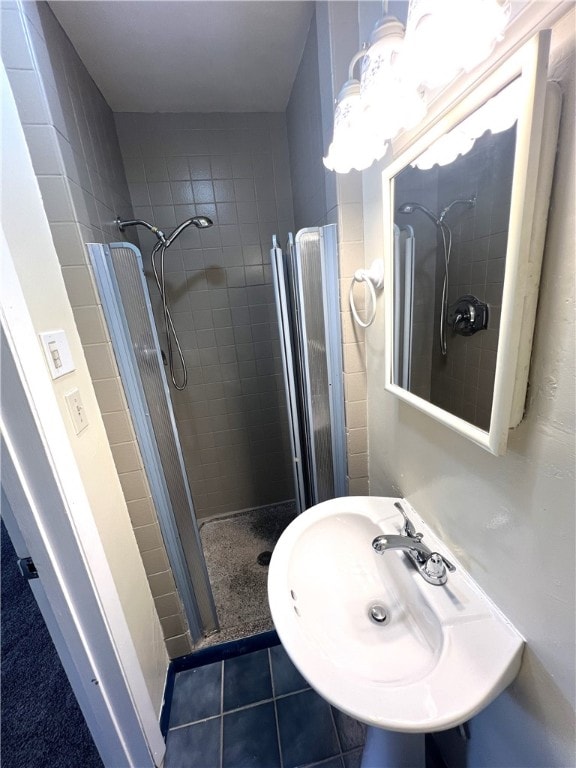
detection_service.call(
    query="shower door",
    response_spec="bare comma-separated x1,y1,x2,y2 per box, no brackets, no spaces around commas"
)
88,242,218,641
271,224,347,511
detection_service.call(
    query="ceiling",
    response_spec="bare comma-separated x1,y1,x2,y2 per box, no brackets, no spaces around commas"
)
49,1,314,113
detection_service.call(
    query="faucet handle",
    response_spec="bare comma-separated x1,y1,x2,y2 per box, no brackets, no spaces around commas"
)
424,552,456,583
394,501,422,540
424,553,447,582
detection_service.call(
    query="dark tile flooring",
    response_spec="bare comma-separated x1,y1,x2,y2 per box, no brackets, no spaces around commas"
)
165,643,366,768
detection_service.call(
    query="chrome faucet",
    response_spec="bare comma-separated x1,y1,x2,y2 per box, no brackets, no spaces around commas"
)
372,502,456,586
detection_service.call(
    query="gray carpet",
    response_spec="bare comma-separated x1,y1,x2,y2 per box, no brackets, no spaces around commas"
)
198,501,296,647
1,522,103,768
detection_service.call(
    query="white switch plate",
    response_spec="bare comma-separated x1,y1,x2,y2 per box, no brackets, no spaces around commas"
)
39,330,75,379
64,388,89,434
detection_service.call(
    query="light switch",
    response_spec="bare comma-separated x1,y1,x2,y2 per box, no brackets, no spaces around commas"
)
39,330,75,379
64,388,88,434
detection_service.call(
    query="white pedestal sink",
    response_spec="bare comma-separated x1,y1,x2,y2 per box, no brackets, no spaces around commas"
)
268,496,524,744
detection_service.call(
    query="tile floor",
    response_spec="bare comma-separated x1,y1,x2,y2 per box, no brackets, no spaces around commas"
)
164,643,366,768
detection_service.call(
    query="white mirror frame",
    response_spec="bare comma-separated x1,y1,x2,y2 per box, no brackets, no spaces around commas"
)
382,30,561,455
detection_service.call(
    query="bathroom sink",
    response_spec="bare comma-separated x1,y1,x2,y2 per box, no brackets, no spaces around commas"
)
268,496,524,733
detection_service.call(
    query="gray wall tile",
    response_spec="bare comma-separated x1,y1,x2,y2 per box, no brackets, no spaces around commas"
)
116,109,296,518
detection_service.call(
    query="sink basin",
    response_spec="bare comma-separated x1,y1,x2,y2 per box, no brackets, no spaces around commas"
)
268,496,524,733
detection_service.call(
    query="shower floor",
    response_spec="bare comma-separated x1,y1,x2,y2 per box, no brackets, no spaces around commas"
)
197,501,296,648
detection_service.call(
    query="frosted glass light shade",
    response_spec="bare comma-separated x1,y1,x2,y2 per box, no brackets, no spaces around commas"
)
405,0,511,90
360,17,406,141
323,78,388,173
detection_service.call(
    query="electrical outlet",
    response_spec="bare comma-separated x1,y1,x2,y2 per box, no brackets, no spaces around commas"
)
64,388,88,435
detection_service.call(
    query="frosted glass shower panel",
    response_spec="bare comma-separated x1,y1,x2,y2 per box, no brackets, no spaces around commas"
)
271,225,346,510
87,242,218,639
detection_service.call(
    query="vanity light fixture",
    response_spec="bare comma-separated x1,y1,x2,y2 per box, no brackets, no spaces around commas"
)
323,50,388,173
324,0,511,174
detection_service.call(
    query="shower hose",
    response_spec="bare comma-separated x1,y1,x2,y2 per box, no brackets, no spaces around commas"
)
151,241,188,390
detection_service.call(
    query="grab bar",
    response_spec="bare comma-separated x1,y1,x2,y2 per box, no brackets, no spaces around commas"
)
349,260,384,328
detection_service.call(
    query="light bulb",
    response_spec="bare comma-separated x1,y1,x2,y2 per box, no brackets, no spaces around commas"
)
405,0,511,91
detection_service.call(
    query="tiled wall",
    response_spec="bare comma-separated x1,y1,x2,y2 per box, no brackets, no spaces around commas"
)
1,0,192,657
286,4,369,496
114,111,296,519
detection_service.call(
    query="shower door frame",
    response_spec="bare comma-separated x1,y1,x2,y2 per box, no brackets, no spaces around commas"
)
88,242,218,641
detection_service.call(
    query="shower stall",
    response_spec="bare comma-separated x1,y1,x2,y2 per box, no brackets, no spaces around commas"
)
88,221,345,644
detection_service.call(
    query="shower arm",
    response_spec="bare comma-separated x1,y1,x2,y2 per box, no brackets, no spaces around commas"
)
116,217,166,244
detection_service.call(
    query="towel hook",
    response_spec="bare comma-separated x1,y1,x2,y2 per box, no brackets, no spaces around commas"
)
349,260,384,328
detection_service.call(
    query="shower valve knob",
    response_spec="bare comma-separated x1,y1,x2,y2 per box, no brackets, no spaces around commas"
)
448,295,488,336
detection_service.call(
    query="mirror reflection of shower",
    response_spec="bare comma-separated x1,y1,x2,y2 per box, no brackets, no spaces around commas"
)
397,198,475,356
116,215,213,390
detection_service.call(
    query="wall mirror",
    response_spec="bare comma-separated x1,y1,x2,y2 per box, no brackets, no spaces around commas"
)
381,31,561,455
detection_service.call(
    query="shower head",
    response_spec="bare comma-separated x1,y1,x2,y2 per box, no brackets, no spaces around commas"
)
164,216,213,248
397,202,440,226
116,215,213,248
438,197,476,223
192,215,213,228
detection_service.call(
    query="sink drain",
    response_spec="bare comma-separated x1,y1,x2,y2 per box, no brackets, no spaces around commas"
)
369,603,390,625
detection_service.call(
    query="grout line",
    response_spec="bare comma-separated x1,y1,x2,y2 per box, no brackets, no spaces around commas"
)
220,658,225,716
169,712,222,731
275,686,311,700
327,703,345,760
268,646,276,698
269,648,285,768
219,659,224,768
168,685,313,731
273,696,284,768
301,756,348,768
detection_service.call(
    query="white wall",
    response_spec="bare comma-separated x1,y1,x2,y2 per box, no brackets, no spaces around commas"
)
363,8,575,768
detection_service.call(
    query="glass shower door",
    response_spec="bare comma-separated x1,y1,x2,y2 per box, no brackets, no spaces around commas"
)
88,242,218,641
270,224,347,510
